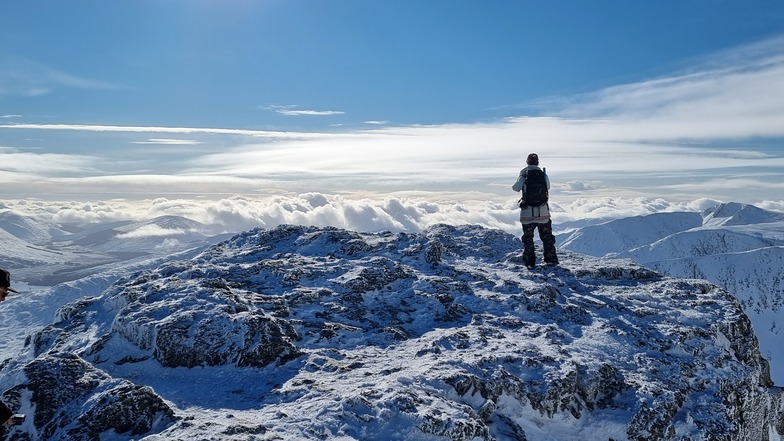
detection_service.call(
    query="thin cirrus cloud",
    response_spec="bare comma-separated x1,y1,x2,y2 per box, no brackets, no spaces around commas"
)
261,104,345,116
1,36,784,206
0,123,339,140
553,36,784,139
0,54,116,96
0,150,97,175
183,37,784,204
129,139,204,145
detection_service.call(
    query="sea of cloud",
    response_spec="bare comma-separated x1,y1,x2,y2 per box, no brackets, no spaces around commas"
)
7,193,778,238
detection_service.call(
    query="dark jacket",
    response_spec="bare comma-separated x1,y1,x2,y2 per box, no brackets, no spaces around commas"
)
512,165,552,224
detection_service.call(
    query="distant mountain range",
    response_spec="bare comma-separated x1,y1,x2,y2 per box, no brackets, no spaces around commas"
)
0,211,228,286
559,202,784,384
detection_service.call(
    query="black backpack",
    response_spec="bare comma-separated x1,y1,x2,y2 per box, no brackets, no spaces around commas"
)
521,168,548,207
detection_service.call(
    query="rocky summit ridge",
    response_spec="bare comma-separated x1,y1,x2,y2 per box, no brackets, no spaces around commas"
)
2,224,783,440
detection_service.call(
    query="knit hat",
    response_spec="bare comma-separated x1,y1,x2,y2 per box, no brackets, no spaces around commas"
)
526,153,539,165
0,268,18,293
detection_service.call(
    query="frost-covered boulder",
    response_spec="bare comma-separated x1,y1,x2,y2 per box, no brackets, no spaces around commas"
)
107,280,302,368
2,224,783,440
5,352,175,440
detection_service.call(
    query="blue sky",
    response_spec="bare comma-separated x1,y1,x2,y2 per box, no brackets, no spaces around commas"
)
4,1,783,128
2,1,784,224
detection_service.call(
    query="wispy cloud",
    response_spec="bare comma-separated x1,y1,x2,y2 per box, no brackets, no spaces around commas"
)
551,36,784,140
0,123,337,139
280,109,345,116
0,53,116,96
2,36,784,206
130,138,204,145
0,150,96,173
261,104,345,116
116,224,190,238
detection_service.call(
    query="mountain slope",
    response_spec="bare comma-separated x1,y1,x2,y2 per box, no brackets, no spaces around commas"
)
558,202,784,385
557,212,702,256
701,202,784,227
1,224,780,440
649,245,784,385
613,223,783,262
0,214,224,286
65,215,210,253
0,209,69,242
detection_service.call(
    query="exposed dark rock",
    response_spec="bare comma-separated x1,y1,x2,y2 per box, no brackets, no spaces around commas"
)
14,353,175,440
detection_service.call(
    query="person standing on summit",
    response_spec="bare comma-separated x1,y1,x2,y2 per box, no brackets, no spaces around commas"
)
512,153,559,268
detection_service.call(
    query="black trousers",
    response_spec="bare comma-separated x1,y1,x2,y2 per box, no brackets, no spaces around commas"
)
521,219,558,266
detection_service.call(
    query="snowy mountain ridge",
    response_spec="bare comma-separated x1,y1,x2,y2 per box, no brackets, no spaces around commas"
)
701,202,784,227
0,210,226,287
1,223,782,440
559,202,784,385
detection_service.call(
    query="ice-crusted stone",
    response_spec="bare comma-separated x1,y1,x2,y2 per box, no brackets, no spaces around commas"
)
97,271,304,368
150,309,301,368
3,223,783,440
11,352,175,440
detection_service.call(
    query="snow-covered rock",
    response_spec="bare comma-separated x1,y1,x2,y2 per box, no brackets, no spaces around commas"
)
2,224,783,440
559,203,784,385
5,353,176,441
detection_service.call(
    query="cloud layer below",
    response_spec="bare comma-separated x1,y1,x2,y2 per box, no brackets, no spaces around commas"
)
6,193,775,240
